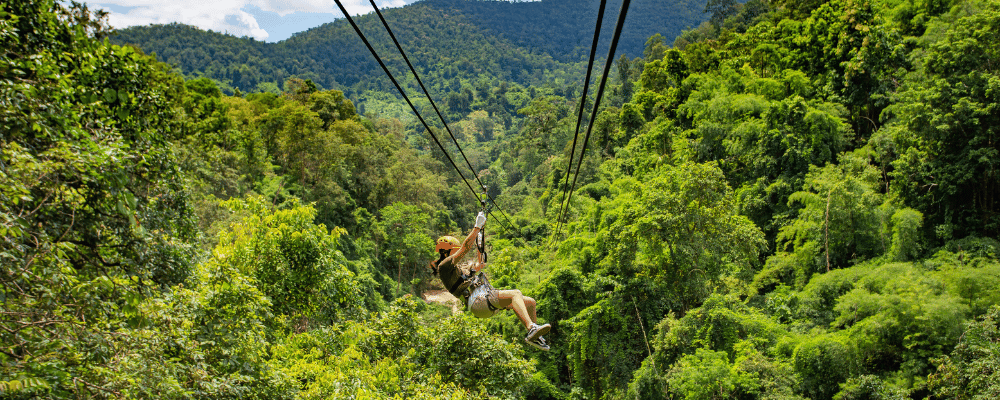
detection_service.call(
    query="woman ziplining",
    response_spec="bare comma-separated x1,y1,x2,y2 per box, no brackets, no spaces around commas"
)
331,0,626,352
429,211,552,351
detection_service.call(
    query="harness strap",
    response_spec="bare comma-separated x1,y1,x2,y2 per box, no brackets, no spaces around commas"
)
448,274,469,295
474,274,502,312
486,294,501,312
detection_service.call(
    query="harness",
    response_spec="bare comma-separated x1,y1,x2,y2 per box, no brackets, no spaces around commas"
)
463,185,500,312
467,274,501,312
436,185,501,312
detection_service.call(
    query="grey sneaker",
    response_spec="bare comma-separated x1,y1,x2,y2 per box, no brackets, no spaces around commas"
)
526,336,550,351
525,323,551,342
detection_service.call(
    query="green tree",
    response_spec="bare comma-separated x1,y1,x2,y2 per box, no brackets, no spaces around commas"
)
929,305,1000,399
628,295,798,400
516,95,571,182
593,162,765,308
268,297,534,399
558,162,765,398
835,375,909,400
1,0,197,394
359,202,434,294
775,150,891,285
878,1,1000,240
666,348,736,399
795,261,969,383
216,196,378,327
307,89,356,130
705,0,740,29
644,33,668,62
794,333,858,400
180,77,230,142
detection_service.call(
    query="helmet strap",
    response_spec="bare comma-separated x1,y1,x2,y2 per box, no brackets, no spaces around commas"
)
432,250,450,274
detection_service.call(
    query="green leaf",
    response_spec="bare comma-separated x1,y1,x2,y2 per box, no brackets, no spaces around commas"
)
103,88,116,103
124,191,136,209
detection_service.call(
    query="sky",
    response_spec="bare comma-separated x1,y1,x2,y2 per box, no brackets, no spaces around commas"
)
91,0,416,42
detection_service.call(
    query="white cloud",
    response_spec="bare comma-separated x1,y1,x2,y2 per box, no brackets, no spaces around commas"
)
96,0,412,41
249,0,336,16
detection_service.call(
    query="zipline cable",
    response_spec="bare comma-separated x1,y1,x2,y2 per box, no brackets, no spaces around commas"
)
554,0,608,238
557,0,632,229
366,0,525,239
332,0,484,207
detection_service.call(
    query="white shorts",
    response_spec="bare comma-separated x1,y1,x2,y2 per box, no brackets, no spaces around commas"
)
467,284,501,318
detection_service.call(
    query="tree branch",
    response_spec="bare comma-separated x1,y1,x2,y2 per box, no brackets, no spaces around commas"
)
74,377,122,398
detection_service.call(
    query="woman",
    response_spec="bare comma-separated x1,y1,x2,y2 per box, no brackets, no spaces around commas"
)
429,212,551,350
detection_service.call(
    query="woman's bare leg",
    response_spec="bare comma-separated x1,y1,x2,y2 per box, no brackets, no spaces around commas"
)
495,289,533,329
524,296,538,324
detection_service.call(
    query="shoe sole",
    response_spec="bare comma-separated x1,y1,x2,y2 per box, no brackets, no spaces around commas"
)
526,324,551,341
525,338,550,351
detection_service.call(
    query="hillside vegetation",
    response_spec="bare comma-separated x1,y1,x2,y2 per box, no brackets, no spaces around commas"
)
2,0,1000,399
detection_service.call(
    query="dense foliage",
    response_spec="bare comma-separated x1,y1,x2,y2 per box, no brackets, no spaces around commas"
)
3,0,1000,398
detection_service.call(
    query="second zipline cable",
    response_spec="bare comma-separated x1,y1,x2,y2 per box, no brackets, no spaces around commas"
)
555,0,609,237
558,0,632,231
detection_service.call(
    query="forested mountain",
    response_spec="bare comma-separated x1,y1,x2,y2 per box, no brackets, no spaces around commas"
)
390,0,707,62
111,0,708,96
4,0,1000,399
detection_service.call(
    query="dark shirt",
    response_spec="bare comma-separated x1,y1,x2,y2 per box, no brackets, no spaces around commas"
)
435,226,480,297
438,254,468,297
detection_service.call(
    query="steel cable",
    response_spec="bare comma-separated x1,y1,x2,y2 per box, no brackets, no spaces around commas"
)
557,0,632,230
366,0,525,239
554,0,609,238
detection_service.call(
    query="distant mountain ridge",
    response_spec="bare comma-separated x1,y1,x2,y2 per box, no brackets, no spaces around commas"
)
113,0,707,94
420,0,706,62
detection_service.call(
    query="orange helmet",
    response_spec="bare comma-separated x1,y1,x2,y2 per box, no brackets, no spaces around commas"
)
430,236,461,274
435,236,461,256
